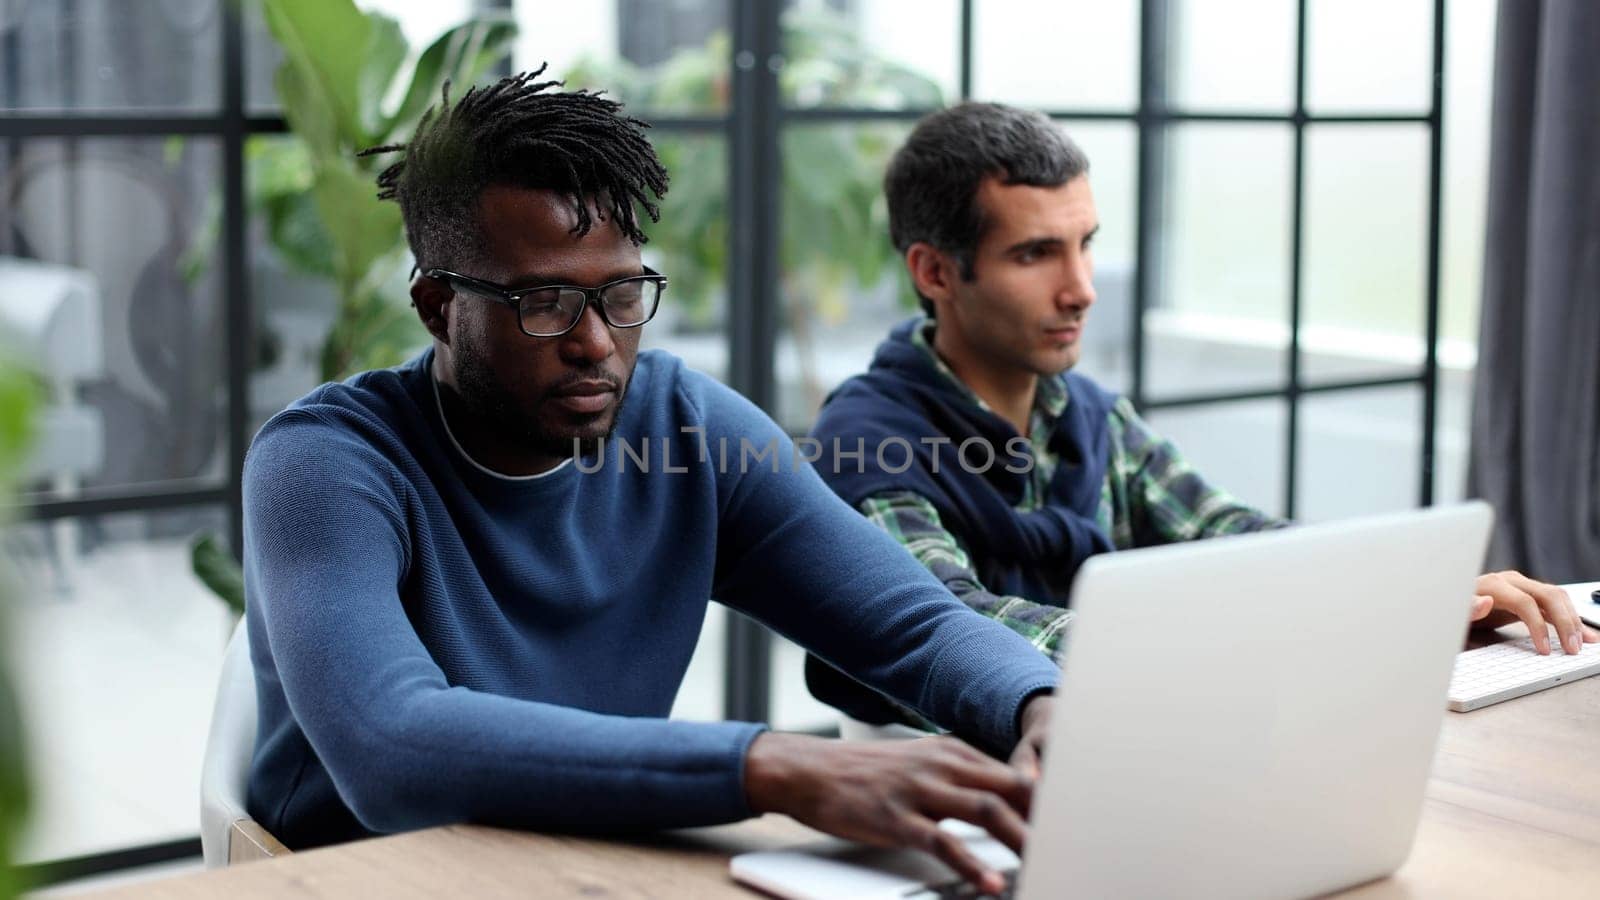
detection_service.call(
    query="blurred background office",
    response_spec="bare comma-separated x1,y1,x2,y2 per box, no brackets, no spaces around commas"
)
1,0,1595,890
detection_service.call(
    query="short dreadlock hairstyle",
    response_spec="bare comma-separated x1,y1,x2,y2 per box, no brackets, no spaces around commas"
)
360,65,669,273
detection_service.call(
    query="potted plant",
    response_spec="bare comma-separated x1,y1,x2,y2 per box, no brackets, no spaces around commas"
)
192,0,516,611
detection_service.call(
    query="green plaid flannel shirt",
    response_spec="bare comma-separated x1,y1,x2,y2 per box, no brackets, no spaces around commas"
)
859,322,1285,659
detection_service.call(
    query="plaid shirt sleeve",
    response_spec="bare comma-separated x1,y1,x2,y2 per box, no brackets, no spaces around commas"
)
858,491,1073,658
1106,396,1289,546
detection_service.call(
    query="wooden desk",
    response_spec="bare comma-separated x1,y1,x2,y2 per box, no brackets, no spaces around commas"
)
96,642,1600,899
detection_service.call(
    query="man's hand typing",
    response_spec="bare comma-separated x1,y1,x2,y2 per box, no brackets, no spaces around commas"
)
743,732,1034,895
1469,570,1600,655
1008,694,1052,780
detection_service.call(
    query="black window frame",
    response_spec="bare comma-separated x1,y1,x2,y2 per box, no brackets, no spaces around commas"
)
719,0,1448,727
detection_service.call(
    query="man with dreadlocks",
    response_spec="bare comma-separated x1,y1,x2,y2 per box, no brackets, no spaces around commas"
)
240,68,1055,894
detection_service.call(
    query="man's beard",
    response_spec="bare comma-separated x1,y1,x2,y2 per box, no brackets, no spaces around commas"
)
452,342,628,461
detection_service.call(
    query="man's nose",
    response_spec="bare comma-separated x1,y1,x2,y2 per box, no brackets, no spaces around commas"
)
558,301,616,364
1057,253,1096,311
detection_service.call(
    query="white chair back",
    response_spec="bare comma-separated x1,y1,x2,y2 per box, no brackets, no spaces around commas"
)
199,616,259,867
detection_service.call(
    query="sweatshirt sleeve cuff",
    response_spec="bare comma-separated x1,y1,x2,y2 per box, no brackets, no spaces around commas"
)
1010,683,1056,747
728,721,772,820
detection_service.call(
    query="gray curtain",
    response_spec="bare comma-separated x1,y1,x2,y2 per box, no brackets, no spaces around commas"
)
1468,0,1600,581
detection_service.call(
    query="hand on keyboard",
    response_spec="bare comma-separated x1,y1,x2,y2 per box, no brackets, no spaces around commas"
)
1469,570,1600,655
743,733,1031,897
1448,633,1600,711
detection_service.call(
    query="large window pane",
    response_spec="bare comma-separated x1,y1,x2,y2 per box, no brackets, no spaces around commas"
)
1144,399,1287,519
357,0,476,53
1148,124,1293,399
775,121,909,432
1169,0,1295,112
639,132,730,383
1063,121,1137,395
244,0,281,116
1307,0,1433,114
1296,386,1422,522
770,635,837,732
1436,0,1498,502
1440,0,1495,349
1301,125,1429,384
533,0,731,116
782,0,956,111
771,119,911,730
1,137,225,502
3,506,232,863
1435,365,1474,505
0,0,221,113
973,0,1138,111
670,605,726,722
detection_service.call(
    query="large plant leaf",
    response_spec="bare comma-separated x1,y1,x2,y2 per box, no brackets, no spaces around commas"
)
310,162,404,300
191,534,246,619
271,38,342,159
386,13,518,142
256,3,515,388
648,135,727,323
0,362,37,479
261,0,372,153
246,134,314,198
0,359,36,900
267,192,336,277
247,138,336,277
263,186,336,279
356,12,409,142
320,288,424,382
0,660,27,900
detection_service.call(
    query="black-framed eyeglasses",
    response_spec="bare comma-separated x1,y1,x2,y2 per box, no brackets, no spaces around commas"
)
422,266,667,337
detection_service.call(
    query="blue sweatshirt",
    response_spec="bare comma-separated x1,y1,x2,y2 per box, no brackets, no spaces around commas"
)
813,318,1118,601
243,348,1060,849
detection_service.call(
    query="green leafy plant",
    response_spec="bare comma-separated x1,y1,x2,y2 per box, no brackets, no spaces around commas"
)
0,356,39,898
192,534,246,620
190,1,517,610
256,0,517,381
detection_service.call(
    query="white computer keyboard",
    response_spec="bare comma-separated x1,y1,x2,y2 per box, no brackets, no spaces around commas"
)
1447,636,1600,712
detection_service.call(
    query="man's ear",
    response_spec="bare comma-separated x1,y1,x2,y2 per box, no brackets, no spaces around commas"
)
411,274,453,345
905,242,958,309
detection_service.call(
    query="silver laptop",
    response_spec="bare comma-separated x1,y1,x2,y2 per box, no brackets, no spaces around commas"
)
732,503,1492,900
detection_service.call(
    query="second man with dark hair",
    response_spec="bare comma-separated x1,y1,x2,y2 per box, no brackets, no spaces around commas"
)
806,101,1598,727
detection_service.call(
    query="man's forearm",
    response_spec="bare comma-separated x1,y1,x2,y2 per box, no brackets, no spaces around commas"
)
275,668,772,834
858,491,1071,657
965,591,1075,657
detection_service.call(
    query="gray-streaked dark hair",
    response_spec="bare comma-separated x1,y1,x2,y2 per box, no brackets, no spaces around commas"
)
885,102,1090,316
361,65,669,274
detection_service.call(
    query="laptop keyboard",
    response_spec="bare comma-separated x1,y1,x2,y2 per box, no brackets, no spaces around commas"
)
1447,635,1600,711
903,869,1019,900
